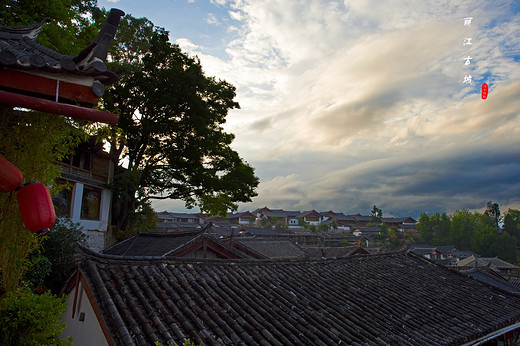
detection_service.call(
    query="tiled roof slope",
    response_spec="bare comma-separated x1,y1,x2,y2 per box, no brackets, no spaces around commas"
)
0,9,124,84
102,231,248,259
302,246,369,258
230,238,306,259
458,255,520,270
76,251,520,345
462,268,520,295
103,231,205,256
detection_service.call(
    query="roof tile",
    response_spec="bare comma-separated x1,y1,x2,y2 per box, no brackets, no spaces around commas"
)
75,251,520,345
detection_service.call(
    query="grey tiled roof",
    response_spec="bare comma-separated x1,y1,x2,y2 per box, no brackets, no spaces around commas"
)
102,231,248,259
74,250,520,345
102,231,205,256
0,9,124,85
462,268,520,295
231,238,306,259
302,246,369,258
458,256,520,270
246,227,294,236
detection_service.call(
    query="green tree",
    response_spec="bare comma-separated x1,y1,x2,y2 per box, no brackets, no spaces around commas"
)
0,287,71,345
274,222,288,231
1,0,98,55
435,212,451,244
494,232,518,263
318,222,329,233
378,222,389,234
503,209,520,239
40,219,88,294
417,213,433,243
298,218,307,228
331,219,338,231
450,209,476,250
97,12,259,230
0,108,85,292
484,201,501,231
472,225,498,258
387,229,398,247
370,205,383,224
260,217,270,228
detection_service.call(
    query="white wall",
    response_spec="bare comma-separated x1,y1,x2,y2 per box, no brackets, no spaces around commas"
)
69,182,112,251
61,281,109,346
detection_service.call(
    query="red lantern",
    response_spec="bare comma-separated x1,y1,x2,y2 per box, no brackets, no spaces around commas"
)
0,155,23,192
17,183,56,235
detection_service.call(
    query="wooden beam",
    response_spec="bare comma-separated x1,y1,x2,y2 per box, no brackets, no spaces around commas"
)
0,69,99,105
0,89,118,125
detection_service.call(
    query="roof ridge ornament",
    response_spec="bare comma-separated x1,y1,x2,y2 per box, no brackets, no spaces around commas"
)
74,9,125,69
0,9,125,123
0,18,48,39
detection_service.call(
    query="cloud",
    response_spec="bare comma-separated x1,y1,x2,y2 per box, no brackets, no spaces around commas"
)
206,13,220,25
210,0,228,6
158,0,520,217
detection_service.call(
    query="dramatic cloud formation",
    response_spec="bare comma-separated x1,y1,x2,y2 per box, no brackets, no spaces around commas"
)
102,0,520,217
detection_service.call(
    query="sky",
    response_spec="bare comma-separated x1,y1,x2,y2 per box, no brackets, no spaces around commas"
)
98,0,520,218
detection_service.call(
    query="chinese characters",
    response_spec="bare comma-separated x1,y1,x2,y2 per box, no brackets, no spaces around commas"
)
462,17,473,85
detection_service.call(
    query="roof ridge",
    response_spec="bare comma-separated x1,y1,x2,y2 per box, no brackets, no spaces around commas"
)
0,19,47,39
80,245,406,266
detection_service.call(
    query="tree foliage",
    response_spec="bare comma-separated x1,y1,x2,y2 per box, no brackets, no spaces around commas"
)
318,222,329,232
416,204,520,263
370,205,383,224
484,201,501,231
0,107,85,292
92,10,259,230
0,0,99,55
504,209,520,240
0,287,70,345
39,219,87,294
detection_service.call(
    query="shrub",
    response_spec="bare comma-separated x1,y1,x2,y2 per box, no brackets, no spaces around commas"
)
0,287,71,345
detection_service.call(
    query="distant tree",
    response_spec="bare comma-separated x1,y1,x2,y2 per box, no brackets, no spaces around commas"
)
388,229,398,246
309,224,317,233
318,223,329,233
472,222,517,263
378,222,389,234
274,222,287,231
494,232,518,263
370,205,383,224
373,232,387,242
504,209,520,239
484,201,501,231
472,225,498,258
451,209,476,250
260,217,270,228
418,212,451,244
417,213,433,243
298,218,307,228
331,219,338,231
434,212,452,244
